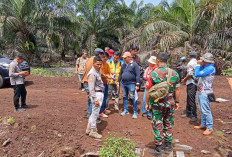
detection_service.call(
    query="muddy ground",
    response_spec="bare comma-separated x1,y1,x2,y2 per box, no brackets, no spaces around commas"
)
0,75,231,157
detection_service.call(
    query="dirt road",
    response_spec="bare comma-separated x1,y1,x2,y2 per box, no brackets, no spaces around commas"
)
0,75,231,156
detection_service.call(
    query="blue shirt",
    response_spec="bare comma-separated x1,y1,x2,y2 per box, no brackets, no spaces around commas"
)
195,64,215,94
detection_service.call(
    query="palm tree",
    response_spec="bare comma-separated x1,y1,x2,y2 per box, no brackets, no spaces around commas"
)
76,0,132,54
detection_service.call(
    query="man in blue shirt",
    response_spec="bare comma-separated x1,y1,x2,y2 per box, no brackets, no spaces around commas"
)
194,53,215,136
117,52,140,119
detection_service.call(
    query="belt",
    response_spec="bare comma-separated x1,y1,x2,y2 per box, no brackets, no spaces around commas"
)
95,90,103,92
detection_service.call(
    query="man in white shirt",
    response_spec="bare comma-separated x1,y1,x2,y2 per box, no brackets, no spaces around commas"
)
181,51,198,122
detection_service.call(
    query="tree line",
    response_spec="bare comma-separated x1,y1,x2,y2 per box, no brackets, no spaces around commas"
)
0,0,231,72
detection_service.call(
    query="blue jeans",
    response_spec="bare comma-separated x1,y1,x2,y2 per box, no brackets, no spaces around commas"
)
78,74,84,89
197,93,213,130
142,88,152,116
121,83,138,113
83,83,92,117
100,84,109,114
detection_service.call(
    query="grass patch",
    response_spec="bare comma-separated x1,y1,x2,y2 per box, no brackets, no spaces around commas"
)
30,68,75,77
7,117,15,125
100,133,136,157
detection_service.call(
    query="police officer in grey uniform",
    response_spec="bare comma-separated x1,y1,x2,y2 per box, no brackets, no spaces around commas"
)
85,56,104,139
9,53,29,112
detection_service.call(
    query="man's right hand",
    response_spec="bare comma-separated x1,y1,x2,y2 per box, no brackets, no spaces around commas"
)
75,70,78,74
95,101,100,107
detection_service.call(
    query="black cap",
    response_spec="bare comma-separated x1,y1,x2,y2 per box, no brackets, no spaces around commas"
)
94,48,104,56
17,53,26,59
157,52,168,62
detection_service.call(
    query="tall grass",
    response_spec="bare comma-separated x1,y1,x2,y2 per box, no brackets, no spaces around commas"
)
30,68,75,77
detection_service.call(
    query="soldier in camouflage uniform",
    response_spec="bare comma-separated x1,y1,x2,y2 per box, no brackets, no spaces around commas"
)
145,52,180,155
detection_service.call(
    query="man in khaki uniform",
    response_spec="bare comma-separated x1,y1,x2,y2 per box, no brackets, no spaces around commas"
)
76,52,88,91
86,56,104,139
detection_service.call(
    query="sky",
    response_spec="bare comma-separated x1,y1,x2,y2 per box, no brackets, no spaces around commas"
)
125,0,174,6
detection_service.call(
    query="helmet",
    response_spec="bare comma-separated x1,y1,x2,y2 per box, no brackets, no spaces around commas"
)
179,56,188,63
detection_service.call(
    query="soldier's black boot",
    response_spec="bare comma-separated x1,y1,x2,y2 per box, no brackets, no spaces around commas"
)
149,144,164,156
164,142,173,154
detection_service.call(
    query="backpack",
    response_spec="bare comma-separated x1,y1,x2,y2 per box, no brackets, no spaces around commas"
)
148,68,173,102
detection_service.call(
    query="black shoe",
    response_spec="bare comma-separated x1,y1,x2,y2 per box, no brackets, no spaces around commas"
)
147,115,152,120
15,107,25,112
164,142,173,154
149,145,164,155
181,114,191,118
190,117,198,122
22,105,29,108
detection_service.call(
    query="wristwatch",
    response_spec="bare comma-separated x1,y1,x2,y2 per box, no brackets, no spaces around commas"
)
175,101,180,103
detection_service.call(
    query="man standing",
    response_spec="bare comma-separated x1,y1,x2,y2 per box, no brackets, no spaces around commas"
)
142,56,157,119
76,52,88,91
131,46,140,66
107,51,123,110
145,52,180,155
194,53,215,136
9,53,29,112
86,56,104,139
99,52,111,118
181,51,198,122
82,48,104,117
117,52,140,119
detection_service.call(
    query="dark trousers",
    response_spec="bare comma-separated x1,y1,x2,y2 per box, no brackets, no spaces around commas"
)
186,83,197,118
13,84,27,109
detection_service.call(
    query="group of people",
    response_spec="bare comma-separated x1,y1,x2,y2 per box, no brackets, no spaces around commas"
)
8,47,230,156
76,47,221,155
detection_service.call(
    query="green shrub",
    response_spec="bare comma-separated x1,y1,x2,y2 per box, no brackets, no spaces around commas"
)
222,67,232,76
100,134,136,157
7,117,15,125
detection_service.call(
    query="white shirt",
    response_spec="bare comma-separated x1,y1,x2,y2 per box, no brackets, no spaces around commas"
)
186,58,197,86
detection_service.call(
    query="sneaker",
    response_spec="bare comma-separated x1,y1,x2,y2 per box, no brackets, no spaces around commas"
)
15,107,25,112
190,117,198,122
96,118,102,124
21,105,29,108
142,113,148,117
120,111,129,116
149,145,164,155
89,129,102,139
114,104,119,110
132,113,138,119
203,129,213,136
104,110,111,115
164,142,173,154
86,123,91,135
99,113,108,118
194,126,206,130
